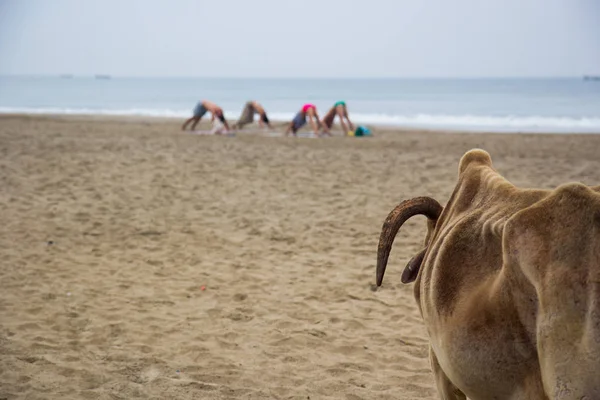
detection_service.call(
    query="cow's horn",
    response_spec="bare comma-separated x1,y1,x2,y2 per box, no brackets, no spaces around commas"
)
376,197,442,286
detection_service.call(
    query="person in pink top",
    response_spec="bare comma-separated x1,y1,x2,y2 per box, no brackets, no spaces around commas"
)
285,103,330,137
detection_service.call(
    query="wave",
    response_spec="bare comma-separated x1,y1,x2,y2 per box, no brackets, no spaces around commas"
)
345,113,600,133
1,107,600,133
0,107,191,118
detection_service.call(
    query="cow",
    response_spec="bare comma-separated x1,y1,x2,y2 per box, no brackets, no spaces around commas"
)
375,149,600,400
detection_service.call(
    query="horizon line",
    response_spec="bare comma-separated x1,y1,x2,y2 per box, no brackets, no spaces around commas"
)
0,73,593,80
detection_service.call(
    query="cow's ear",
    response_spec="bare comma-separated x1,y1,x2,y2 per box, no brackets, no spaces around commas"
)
401,249,426,283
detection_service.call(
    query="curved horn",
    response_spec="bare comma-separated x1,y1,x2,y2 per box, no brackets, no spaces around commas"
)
376,197,443,286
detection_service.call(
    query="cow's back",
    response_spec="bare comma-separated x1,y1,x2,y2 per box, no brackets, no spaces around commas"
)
389,149,600,399
417,151,551,398
504,182,600,399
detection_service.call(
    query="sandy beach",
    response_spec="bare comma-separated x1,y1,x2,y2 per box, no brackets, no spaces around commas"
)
1,114,600,400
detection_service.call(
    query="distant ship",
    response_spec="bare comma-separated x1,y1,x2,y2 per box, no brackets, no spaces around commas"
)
583,75,600,81
59,74,74,79
94,74,111,80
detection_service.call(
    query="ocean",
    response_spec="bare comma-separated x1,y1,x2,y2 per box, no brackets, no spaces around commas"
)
1,76,599,133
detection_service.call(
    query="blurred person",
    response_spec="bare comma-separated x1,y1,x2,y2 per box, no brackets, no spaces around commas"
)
233,101,273,130
285,103,330,137
182,100,230,132
322,101,354,135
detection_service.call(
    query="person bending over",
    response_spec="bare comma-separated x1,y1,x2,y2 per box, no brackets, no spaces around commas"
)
285,103,330,137
182,100,230,132
322,101,354,135
233,101,273,130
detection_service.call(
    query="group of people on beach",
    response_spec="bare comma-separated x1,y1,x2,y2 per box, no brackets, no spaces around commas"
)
181,100,357,137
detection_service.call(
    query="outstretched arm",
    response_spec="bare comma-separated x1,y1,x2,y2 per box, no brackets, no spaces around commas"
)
308,113,321,136
316,112,331,136
262,112,274,130
337,108,349,134
345,108,354,132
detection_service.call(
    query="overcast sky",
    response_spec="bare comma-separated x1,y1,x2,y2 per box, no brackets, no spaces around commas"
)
0,0,598,78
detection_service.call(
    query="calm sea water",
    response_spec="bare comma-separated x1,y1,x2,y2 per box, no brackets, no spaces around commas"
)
1,76,600,133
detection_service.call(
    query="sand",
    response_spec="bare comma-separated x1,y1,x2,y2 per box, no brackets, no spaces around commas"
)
1,114,600,400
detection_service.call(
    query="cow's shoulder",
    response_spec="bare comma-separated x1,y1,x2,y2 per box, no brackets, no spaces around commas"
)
503,183,600,288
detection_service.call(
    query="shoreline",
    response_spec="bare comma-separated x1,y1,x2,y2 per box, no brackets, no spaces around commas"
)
2,112,600,136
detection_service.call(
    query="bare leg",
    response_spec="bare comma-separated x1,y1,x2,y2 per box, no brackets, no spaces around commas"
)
322,107,336,132
182,116,197,131
321,123,332,136
319,117,332,136
190,117,202,131
284,121,296,136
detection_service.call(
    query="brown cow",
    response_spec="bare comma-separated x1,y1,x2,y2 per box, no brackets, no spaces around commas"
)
376,149,600,399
